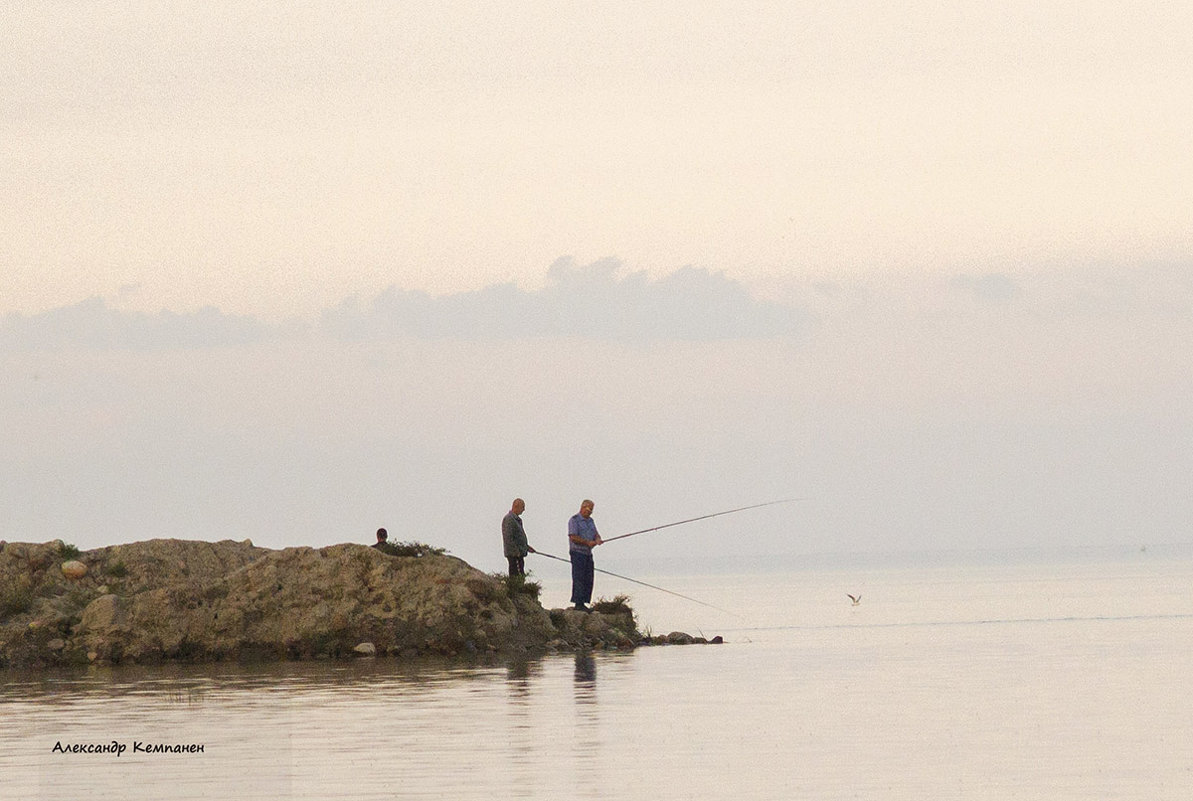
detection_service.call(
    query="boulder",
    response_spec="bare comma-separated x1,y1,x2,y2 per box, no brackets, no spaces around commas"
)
61,561,87,580
80,594,126,633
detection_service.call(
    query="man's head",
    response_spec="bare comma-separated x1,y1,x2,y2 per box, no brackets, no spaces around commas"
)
579,499,594,518
376,528,388,543
511,498,525,515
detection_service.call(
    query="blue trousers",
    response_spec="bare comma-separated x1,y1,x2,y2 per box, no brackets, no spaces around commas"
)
570,550,594,605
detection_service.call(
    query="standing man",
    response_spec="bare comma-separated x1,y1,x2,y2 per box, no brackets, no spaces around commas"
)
567,499,602,611
502,498,535,577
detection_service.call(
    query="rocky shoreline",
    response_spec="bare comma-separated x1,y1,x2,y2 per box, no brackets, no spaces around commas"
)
0,539,717,669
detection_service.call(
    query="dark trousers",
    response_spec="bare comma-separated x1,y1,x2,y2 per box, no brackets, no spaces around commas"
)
507,556,525,578
570,550,594,605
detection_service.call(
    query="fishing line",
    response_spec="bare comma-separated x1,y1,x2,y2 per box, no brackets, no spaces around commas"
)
531,550,740,617
600,498,802,544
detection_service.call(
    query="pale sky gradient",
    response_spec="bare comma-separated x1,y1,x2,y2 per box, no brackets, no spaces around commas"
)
4,5,1192,578
5,2,1193,317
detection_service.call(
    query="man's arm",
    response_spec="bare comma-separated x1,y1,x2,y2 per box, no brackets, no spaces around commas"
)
567,517,600,548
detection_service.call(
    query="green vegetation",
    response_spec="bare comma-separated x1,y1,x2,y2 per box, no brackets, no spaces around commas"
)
103,561,128,578
496,573,542,601
376,541,447,558
56,542,81,560
592,595,633,615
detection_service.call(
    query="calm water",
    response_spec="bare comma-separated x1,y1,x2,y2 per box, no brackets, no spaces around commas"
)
3,554,1192,800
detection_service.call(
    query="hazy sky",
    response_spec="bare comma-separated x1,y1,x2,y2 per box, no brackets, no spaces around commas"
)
7,2,1193,316
4,4,1191,574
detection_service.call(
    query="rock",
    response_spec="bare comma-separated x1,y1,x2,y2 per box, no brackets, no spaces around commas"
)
5,543,58,572
666,631,695,645
61,560,87,579
47,639,66,651
1,538,649,668
80,595,126,633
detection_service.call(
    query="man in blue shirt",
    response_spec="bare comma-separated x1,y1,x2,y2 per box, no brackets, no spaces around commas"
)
567,499,603,611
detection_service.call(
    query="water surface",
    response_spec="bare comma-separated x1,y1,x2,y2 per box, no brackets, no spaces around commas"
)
3,554,1190,800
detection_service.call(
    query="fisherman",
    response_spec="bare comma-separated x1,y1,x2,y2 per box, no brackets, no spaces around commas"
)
501,498,535,577
567,499,602,611
372,528,389,549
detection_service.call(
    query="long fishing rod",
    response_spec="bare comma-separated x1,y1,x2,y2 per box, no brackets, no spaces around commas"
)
600,498,801,544
531,550,740,617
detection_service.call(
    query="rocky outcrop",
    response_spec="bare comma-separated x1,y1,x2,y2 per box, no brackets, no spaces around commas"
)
0,538,696,669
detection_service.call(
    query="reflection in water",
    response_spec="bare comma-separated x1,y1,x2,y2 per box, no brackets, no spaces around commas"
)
573,652,597,690
504,656,535,689
0,655,527,708
502,658,543,799
570,651,602,800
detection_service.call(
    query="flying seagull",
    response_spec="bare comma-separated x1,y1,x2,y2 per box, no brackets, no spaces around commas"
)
847,594,861,606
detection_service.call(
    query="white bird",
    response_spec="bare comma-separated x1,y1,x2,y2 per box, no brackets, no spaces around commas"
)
847,594,861,606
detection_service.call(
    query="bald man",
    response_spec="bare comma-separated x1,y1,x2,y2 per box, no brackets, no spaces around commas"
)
502,498,535,577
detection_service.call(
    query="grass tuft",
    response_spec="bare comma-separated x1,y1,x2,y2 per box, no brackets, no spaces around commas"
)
592,594,633,615
495,573,542,601
56,542,81,560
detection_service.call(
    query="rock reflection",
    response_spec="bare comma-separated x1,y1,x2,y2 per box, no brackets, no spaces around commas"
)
503,656,541,710
506,658,529,680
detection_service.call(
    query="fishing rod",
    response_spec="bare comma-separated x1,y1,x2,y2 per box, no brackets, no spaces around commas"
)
531,550,740,617
600,498,801,544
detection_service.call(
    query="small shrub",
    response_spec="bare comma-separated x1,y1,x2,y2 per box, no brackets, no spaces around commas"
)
56,542,81,560
103,561,128,578
592,595,633,615
377,541,447,558
496,573,542,601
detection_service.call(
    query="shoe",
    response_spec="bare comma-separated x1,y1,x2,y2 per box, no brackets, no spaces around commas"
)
573,603,591,613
